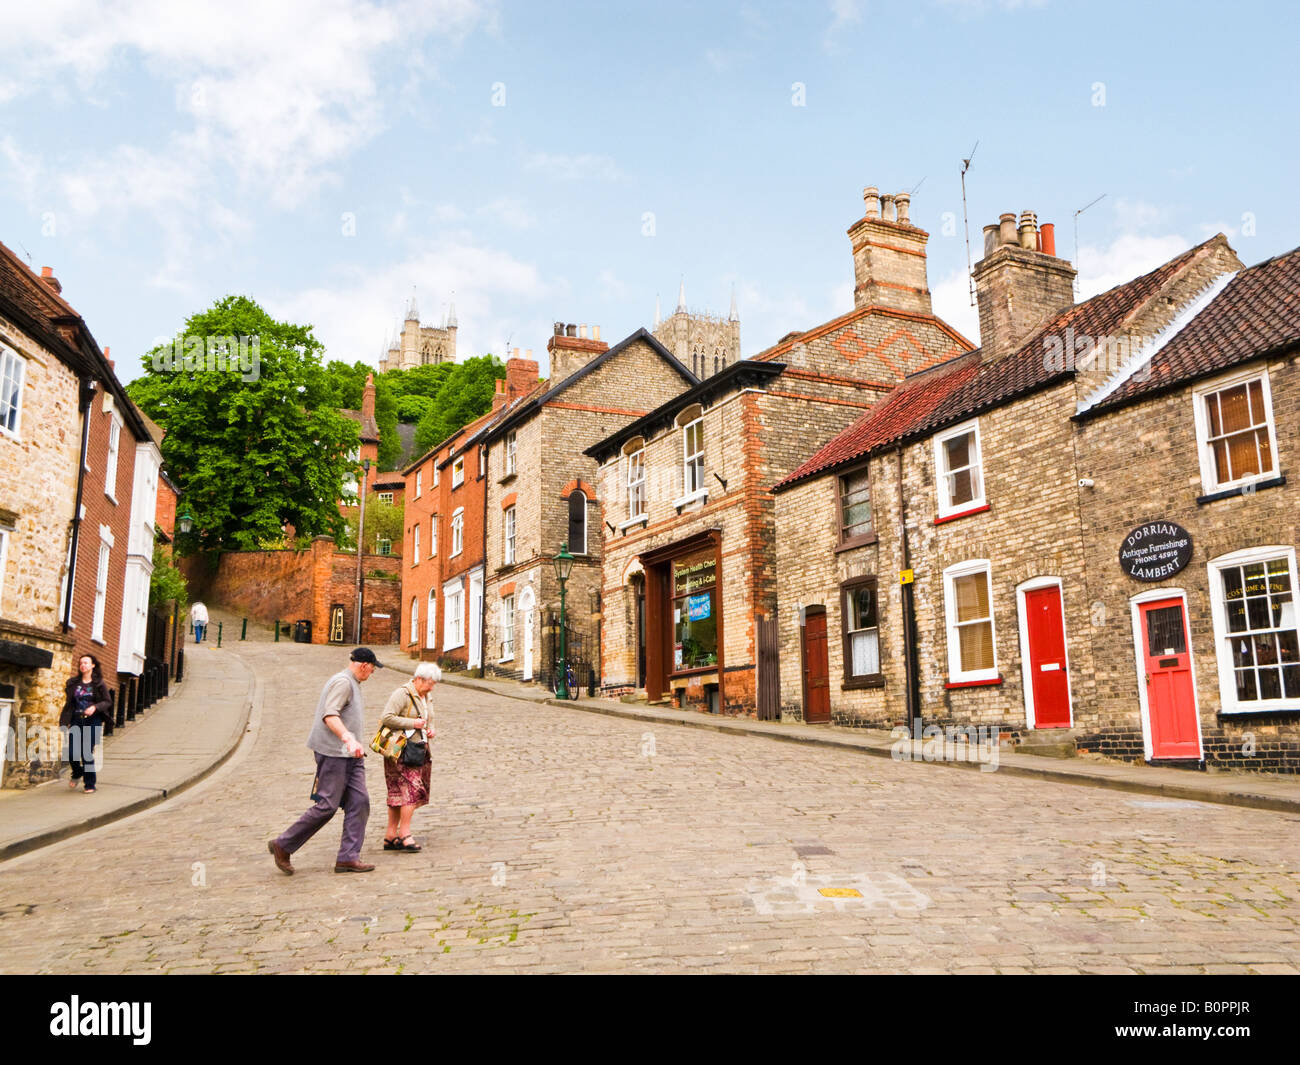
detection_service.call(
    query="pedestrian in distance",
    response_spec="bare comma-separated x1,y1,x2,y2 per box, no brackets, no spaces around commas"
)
377,662,440,852
60,654,112,793
268,647,382,875
190,600,209,643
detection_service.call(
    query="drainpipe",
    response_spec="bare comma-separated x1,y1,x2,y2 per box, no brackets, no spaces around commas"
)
896,447,922,735
62,376,97,632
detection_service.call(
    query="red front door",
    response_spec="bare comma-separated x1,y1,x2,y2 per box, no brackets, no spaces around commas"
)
1138,598,1202,760
1024,586,1072,728
802,610,830,724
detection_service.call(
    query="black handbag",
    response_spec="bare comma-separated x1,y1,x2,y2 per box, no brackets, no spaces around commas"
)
400,739,428,767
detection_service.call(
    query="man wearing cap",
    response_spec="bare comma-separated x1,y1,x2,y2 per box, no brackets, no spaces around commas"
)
268,648,383,874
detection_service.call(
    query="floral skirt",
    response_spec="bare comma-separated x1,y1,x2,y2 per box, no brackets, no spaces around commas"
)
383,754,431,808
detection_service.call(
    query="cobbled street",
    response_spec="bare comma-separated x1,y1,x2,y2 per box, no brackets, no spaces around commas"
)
2,642,1298,974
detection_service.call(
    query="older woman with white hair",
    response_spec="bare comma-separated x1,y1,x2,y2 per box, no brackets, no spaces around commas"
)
379,661,441,852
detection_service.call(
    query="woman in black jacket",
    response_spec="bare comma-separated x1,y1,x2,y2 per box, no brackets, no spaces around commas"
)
60,654,112,793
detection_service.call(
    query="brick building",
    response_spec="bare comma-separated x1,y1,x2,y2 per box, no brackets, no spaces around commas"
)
399,367,523,668
773,209,1297,771
0,243,133,785
588,185,970,716
481,327,699,687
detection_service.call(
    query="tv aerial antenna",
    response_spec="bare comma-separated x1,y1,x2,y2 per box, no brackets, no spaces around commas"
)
1073,193,1107,295
959,140,979,306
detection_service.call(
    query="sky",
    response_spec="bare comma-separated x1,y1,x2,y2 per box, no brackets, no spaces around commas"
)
1,0,1297,382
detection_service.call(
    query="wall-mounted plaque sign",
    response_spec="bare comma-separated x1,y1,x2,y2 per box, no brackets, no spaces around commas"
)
1119,521,1194,582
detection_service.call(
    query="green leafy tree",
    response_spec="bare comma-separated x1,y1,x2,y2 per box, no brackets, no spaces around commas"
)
390,362,455,401
414,355,505,454
340,496,405,555
321,360,401,470
127,296,357,554
396,394,433,423
149,545,190,611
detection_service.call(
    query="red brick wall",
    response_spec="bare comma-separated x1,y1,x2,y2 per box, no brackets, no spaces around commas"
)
69,386,138,678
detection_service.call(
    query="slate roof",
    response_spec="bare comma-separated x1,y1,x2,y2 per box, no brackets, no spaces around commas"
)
1079,244,1300,417
339,407,380,443
774,235,1229,492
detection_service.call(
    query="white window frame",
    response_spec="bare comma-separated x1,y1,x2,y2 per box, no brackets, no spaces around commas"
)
0,344,25,440
104,413,121,502
452,456,465,488
626,446,646,520
409,596,419,646
415,470,422,498
433,461,439,487
430,517,438,558
682,416,705,497
933,419,986,519
1192,367,1281,495
501,594,515,661
425,589,437,649
412,523,420,565
942,559,998,683
505,431,517,476
479,446,486,477
443,579,465,650
504,506,517,565
377,491,394,505
1207,545,1300,715
92,526,114,643
451,508,464,557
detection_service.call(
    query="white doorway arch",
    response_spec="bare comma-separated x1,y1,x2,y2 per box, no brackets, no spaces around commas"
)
518,585,536,681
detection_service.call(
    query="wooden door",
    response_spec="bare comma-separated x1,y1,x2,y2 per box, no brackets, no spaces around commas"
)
757,615,781,721
1024,586,1071,727
802,609,831,724
1138,598,1202,759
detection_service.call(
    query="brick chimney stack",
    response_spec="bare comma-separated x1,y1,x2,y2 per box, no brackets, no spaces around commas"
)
506,349,540,401
361,372,376,420
972,209,1076,359
547,321,609,383
39,266,62,295
847,184,932,314
491,377,506,411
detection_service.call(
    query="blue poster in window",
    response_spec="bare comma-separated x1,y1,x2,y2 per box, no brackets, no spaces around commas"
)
687,593,711,621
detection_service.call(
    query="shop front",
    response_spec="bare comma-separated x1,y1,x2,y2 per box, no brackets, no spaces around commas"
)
640,530,725,712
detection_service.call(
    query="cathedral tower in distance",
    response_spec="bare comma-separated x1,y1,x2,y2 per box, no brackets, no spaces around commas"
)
651,281,740,379
378,291,458,372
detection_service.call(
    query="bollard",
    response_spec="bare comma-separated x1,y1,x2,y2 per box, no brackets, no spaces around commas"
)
241,618,248,641
217,621,223,647
274,619,280,643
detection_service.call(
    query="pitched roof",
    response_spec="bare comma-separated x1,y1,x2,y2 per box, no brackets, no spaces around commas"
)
752,301,975,363
339,407,380,443
1078,244,1300,417
774,235,1227,491
484,327,698,443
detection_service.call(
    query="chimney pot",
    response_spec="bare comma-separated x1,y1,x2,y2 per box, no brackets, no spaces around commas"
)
1040,223,1057,257
578,324,587,339
863,186,880,220
1018,210,1038,251
895,192,911,224
982,224,999,257
553,321,564,335
998,213,1018,246
565,323,577,337
40,266,52,278
881,193,897,222
593,325,601,341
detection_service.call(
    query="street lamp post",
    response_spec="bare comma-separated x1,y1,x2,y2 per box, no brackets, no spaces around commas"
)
552,541,574,698
354,458,371,643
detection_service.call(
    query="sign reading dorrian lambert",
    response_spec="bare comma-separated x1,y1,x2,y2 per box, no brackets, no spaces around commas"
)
1119,520,1194,582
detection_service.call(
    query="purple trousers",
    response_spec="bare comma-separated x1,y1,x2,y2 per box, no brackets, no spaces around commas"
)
275,752,370,863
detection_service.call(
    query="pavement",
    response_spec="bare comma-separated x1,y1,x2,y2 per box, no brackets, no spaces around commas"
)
1,633,1297,974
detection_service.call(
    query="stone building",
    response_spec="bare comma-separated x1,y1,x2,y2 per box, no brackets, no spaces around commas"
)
481,327,699,688
651,282,741,380
0,244,121,786
377,293,457,373
589,185,971,716
773,210,1297,771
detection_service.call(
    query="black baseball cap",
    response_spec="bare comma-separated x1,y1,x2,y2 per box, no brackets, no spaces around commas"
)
350,647,383,667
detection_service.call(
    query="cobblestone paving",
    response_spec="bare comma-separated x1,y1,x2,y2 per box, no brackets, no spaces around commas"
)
1,642,1298,974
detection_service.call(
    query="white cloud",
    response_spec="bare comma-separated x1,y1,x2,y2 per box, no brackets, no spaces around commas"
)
271,240,553,370
930,266,981,347
1075,232,1191,302
824,0,864,50
523,151,624,182
1112,197,1169,231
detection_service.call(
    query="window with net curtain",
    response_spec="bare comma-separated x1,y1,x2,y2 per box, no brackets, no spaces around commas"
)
1200,375,1276,489
842,578,880,681
946,562,996,680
